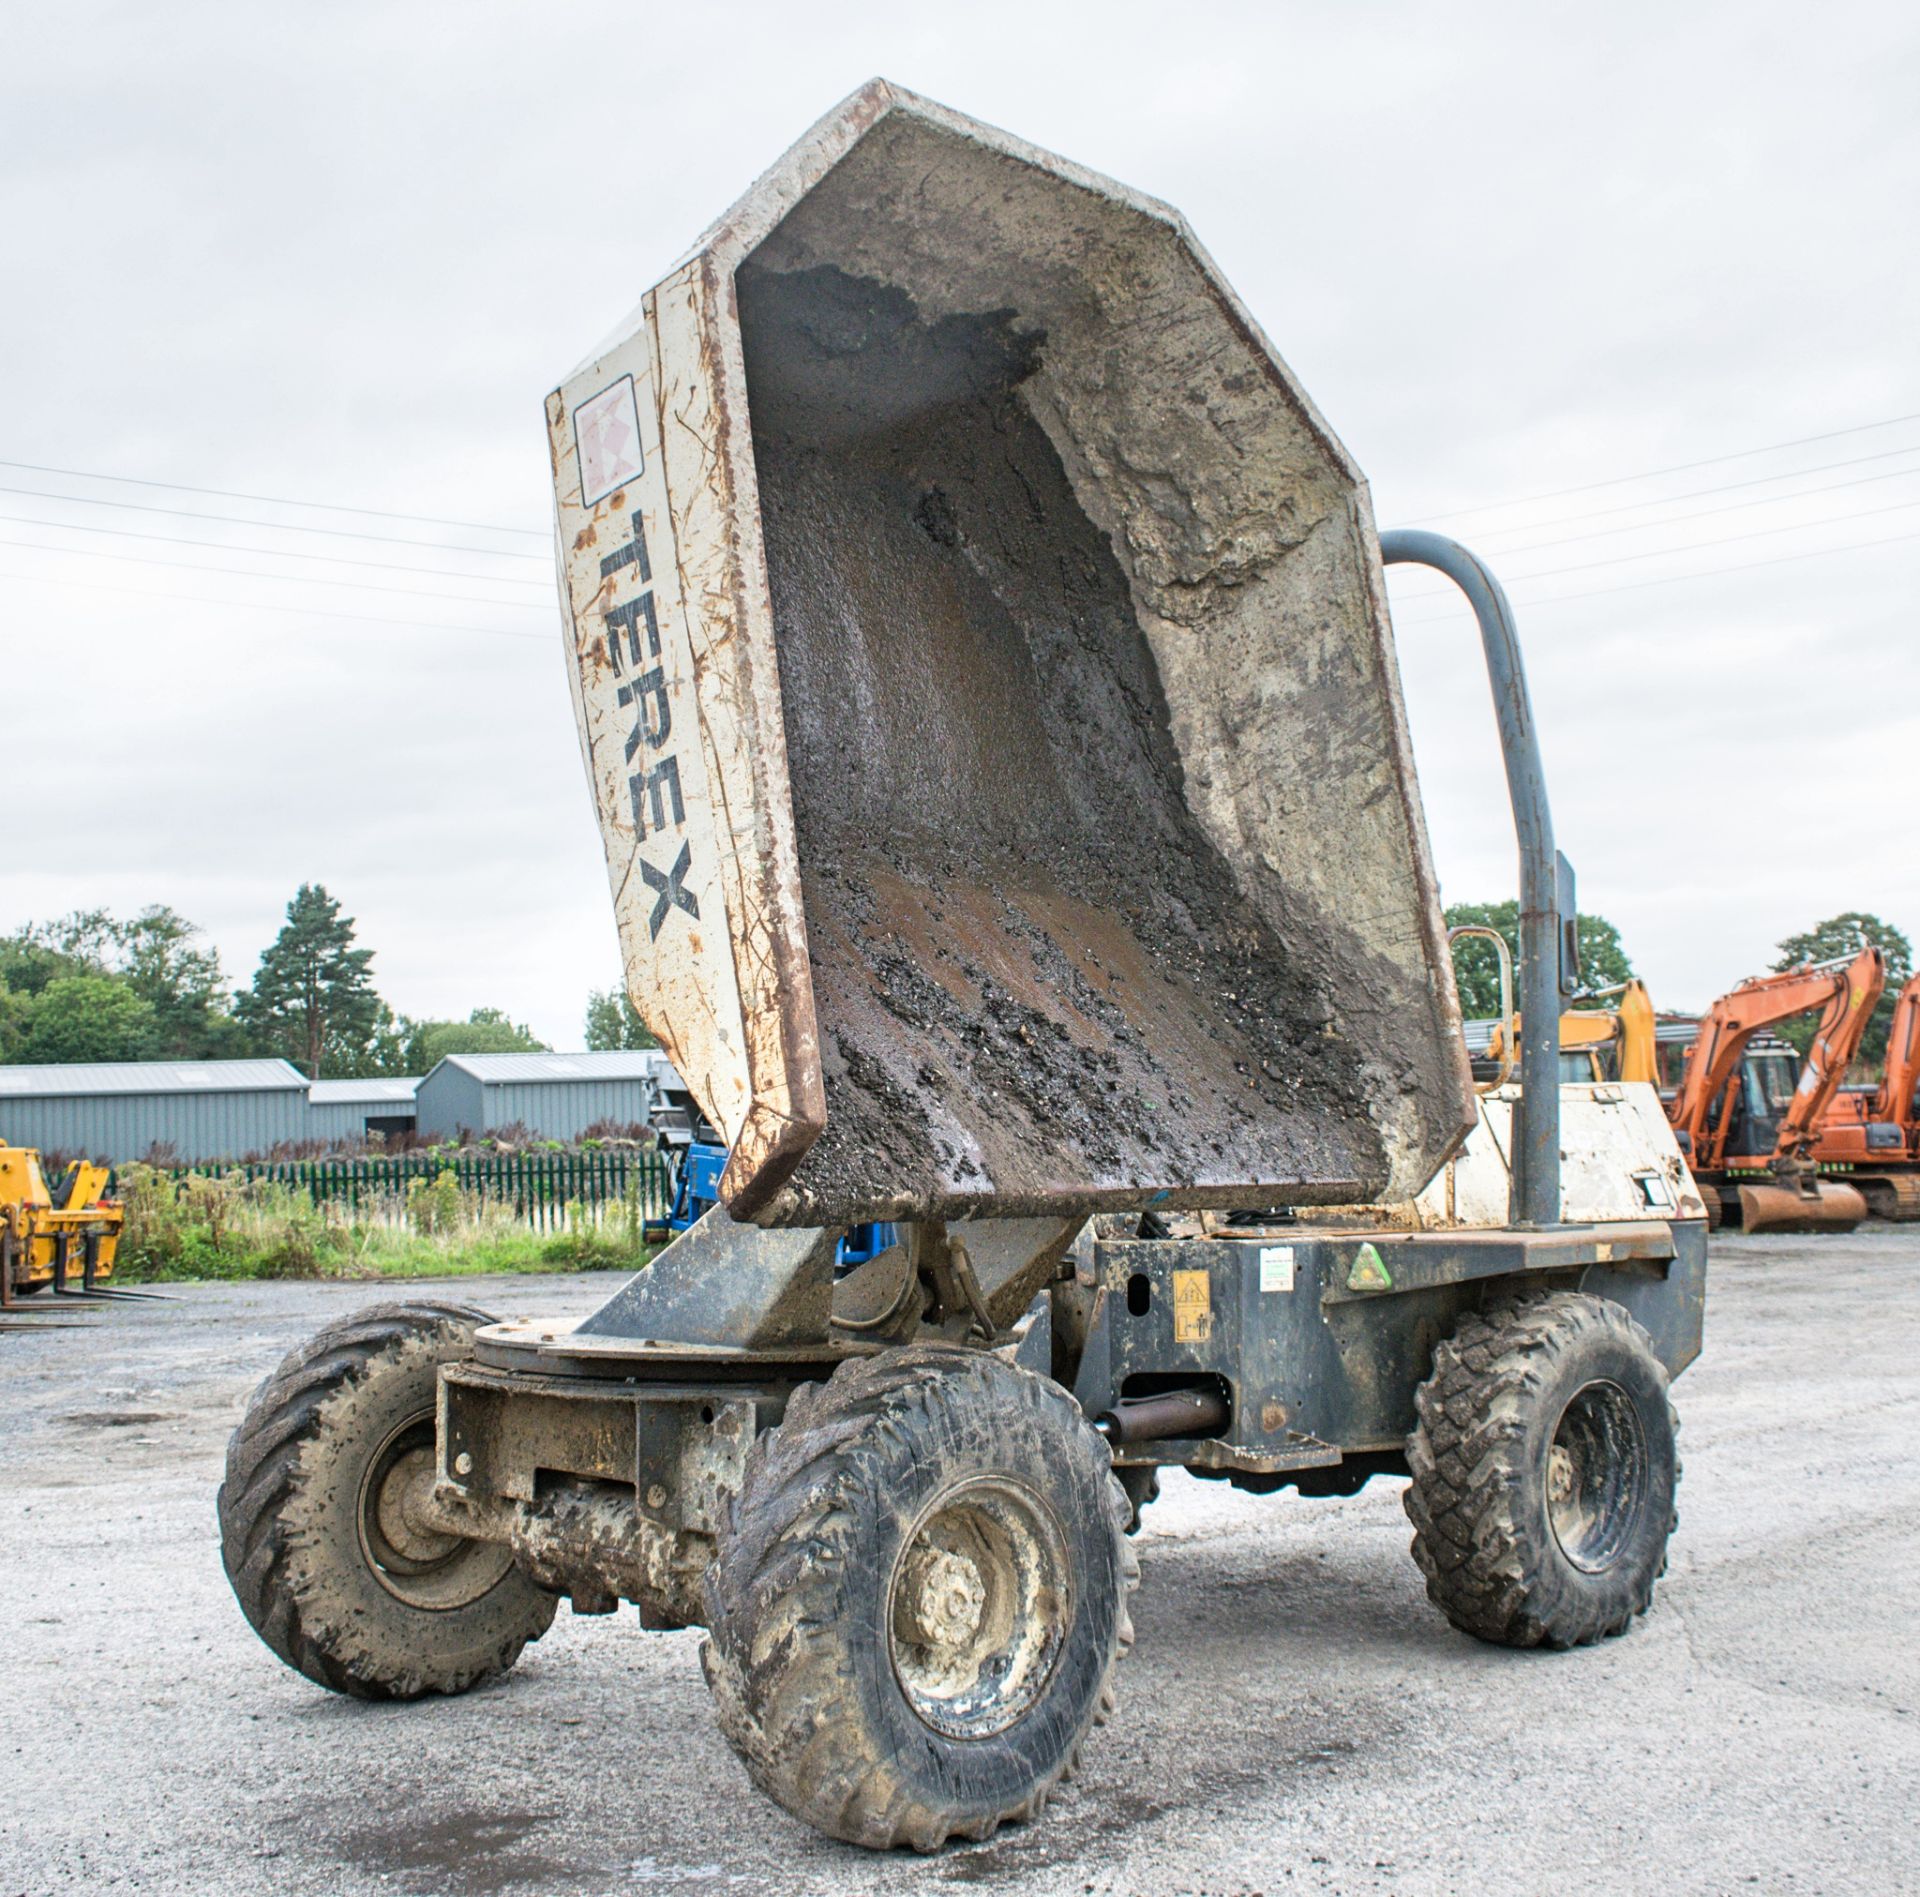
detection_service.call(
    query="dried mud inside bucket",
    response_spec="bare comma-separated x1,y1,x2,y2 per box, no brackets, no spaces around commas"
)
739,263,1383,1222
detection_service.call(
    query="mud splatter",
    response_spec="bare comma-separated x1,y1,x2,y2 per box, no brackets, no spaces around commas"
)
738,263,1382,1223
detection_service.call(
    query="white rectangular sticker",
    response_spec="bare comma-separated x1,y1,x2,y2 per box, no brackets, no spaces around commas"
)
1259,1245,1296,1293
574,374,646,506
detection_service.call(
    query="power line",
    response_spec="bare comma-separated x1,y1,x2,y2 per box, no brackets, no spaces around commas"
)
0,534,554,609
0,510,555,587
1405,409,1920,525
1444,441,1920,549
0,568,551,643
1451,460,1920,561
1396,525,1920,626
1387,493,1920,600
0,456,546,538
0,481,549,561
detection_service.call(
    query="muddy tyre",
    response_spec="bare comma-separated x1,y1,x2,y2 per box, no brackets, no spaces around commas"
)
218,1301,557,1699
701,1345,1136,1851
1404,1291,1678,1650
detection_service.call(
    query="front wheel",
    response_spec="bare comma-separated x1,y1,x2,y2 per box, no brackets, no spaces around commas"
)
701,1345,1136,1851
218,1300,557,1699
1404,1291,1679,1649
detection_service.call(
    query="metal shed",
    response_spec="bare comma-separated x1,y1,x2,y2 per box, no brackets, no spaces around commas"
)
305,1077,420,1146
0,1059,310,1163
413,1052,673,1144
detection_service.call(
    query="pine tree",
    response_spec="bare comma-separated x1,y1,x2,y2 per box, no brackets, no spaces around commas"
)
236,885,384,1077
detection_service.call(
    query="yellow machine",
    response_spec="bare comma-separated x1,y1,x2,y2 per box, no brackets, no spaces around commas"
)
1484,979,1658,1085
0,1144,123,1304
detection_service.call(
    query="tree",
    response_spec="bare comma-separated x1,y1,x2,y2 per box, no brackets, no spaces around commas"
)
1,906,250,1062
1772,912,1913,1064
0,926,93,1061
585,986,659,1051
401,1008,548,1073
1444,899,1636,1020
13,974,160,1063
235,885,384,1078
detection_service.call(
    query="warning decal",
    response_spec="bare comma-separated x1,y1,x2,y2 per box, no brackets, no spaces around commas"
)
1172,1268,1213,1344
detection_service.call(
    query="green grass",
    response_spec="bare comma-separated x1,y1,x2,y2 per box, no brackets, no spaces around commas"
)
106,1161,659,1285
112,1226,658,1286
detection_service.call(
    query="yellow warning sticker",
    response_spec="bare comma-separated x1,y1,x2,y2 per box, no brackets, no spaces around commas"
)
1172,1268,1213,1343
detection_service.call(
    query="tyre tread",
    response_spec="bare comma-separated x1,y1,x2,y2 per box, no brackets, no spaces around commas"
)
702,1345,1134,1851
1403,1291,1680,1649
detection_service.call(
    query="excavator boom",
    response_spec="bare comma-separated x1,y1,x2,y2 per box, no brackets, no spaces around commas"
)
1811,972,1920,1220
1775,949,1887,1155
1669,948,1885,1170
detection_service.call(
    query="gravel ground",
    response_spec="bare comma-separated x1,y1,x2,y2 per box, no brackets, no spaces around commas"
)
1,1235,1916,1897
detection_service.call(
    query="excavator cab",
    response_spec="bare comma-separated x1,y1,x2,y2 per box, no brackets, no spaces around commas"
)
1724,1035,1803,1158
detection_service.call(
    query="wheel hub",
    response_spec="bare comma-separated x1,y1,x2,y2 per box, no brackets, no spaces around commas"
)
899,1544,988,1649
887,1477,1070,1741
1547,1378,1650,1574
1547,1442,1576,1508
357,1414,514,1611
374,1446,463,1566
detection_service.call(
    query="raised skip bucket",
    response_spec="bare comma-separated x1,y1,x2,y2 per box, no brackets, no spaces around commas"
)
547,81,1474,1226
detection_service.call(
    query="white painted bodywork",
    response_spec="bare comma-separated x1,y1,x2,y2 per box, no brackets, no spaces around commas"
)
1403,1083,1708,1229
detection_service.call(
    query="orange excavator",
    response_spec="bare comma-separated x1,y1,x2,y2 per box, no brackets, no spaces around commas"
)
1813,971,1920,1220
1668,947,1886,1233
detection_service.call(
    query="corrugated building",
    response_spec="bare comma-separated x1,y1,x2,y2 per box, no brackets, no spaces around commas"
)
0,1060,310,1163
413,1051,672,1143
305,1077,420,1145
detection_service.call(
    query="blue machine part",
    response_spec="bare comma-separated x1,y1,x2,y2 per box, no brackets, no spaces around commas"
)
666,1142,728,1234
667,1141,896,1267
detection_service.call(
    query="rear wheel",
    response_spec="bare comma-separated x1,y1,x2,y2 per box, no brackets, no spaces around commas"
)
1405,1291,1678,1649
218,1300,556,1699
701,1345,1135,1851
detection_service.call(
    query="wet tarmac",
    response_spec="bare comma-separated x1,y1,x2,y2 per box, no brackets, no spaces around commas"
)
2,1235,1916,1895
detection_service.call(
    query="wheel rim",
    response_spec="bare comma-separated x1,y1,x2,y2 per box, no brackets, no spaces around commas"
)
886,1476,1071,1741
1546,1378,1649,1574
357,1413,513,1611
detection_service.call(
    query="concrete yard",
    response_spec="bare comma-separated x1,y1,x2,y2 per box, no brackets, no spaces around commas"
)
2,1235,1915,1897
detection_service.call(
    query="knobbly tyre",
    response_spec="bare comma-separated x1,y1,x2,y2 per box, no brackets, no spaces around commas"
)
218,83,1708,1853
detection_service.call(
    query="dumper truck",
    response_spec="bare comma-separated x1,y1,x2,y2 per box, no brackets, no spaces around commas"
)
217,83,1708,1853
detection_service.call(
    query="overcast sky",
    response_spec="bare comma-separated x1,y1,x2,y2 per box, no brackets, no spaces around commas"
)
5,1,1916,1047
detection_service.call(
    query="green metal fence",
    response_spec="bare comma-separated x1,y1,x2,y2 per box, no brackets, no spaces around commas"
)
156,1149,678,1233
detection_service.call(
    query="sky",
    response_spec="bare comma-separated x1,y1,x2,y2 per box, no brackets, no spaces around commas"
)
4,0,1916,1045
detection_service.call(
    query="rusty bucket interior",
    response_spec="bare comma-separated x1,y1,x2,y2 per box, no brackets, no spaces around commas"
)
726,101,1469,1224
556,87,1475,1227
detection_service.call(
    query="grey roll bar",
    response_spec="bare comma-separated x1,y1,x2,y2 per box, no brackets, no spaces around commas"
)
1378,529,1571,1229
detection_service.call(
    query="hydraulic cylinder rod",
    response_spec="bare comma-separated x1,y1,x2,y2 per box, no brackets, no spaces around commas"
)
1094,1388,1232,1444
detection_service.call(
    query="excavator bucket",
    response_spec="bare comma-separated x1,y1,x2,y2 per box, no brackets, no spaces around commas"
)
547,81,1476,1227
1734,1180,1868,1236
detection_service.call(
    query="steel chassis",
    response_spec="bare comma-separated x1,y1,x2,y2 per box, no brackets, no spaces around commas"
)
422,533,1707,1620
